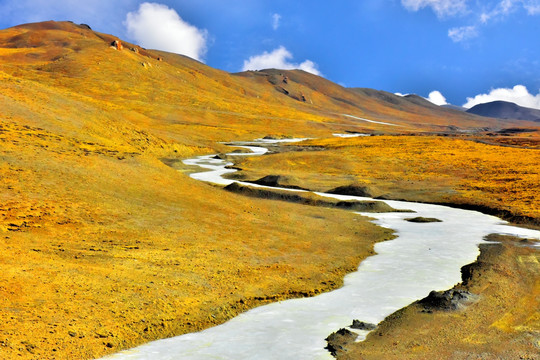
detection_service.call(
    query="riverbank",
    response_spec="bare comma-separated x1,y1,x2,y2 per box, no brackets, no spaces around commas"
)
338,234,540,359
0,129,394,359
101,140,539,359
233,135,540,228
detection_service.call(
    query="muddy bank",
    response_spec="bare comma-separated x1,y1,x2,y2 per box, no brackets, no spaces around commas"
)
336,234,540,359
224,182,407,213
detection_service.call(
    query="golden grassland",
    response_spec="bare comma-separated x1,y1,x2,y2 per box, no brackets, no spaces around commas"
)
236,135,540,225
2,20,537,148
341,235,540,359
0,119,395,359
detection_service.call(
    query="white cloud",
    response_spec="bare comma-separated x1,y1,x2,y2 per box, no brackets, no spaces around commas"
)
272,13,281,30
401,0,468,17
481,0,540,23
242,46,321,76
480,0,517,23
463,85,540,109
426,90,448,105
401,0,540,43
448,25,478,42
524,0,540,14
124,2,207,61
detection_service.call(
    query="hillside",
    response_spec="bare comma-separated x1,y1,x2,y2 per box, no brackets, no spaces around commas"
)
2,20,536,147
466,100,540,122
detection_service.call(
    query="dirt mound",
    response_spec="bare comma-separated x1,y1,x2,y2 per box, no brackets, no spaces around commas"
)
246,175,308,190
224,183,404,213
325,328,358,357
328,184,373,198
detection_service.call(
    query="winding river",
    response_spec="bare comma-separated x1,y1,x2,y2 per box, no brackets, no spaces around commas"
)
103,138,540,360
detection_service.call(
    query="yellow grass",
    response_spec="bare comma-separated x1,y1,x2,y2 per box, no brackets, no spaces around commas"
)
237,136,540,223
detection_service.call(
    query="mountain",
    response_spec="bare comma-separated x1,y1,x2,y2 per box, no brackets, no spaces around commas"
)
1,20,533,144
466,100,540,122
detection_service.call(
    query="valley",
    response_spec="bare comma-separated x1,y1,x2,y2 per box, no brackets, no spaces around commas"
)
0,21,539,359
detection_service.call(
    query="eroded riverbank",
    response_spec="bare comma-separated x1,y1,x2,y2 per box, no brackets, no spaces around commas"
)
339,235,540,359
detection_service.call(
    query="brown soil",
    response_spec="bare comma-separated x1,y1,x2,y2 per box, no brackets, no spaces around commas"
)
224,182,407,213
337,235,540,360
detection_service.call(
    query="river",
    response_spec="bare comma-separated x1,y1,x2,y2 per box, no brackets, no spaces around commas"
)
102,138,539,360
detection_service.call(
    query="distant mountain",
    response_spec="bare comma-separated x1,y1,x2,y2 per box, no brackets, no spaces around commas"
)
466,101,540,122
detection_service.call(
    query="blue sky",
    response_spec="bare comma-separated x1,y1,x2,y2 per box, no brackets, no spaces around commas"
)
1,0,540,108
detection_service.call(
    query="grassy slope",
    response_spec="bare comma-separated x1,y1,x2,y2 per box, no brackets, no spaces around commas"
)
0,22,400,359
0,76,398,359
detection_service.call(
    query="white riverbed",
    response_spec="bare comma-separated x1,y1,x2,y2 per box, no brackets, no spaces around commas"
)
103,139,539,360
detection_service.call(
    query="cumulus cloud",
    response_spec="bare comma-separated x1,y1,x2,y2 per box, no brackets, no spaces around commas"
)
448,25,478,42
125,2,207,61
401,0,468,17
463,85,540,109
272,13,281,30
242,46,321,76
426,90,448,105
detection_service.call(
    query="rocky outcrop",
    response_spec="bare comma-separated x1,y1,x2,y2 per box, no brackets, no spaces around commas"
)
418,289,476,311
405,217,442,223
110,40,123,50
350,319,377,330
325,328,358,357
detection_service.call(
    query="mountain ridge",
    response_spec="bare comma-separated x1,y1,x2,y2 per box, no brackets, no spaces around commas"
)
466,100,540,122
3,19,537,145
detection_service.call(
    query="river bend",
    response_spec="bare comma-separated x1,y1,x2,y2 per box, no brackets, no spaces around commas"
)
103,138,539,360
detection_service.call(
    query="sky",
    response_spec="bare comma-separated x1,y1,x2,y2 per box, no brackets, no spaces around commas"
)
1,0,540,109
